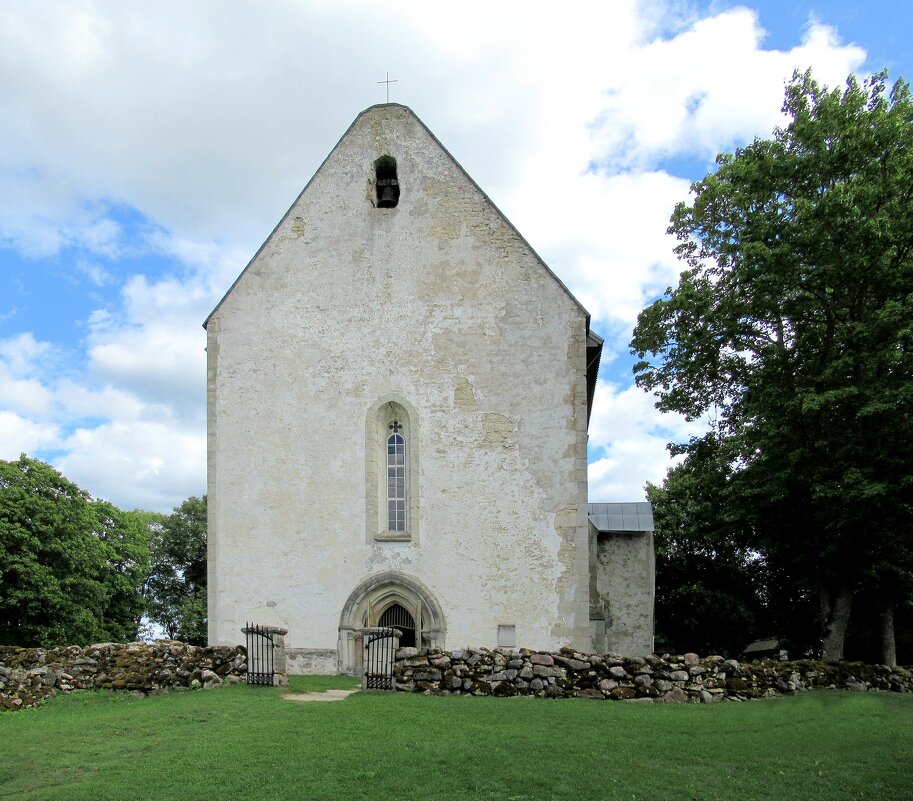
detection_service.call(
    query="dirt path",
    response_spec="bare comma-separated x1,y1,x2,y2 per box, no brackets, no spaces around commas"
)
283,689,359,702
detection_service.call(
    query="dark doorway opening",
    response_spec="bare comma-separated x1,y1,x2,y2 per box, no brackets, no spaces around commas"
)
379,603,416,647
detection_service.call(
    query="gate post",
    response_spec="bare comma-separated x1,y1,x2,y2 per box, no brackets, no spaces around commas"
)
271,627,288,686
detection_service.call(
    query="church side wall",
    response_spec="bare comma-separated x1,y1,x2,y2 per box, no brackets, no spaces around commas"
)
206,319,221,647
206,105,591,665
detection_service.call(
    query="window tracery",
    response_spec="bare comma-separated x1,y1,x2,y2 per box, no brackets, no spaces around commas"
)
387,420,406,532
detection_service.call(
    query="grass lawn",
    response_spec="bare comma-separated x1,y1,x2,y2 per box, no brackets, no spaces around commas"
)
1,678,911,801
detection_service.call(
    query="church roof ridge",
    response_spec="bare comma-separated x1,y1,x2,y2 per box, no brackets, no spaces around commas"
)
204,104,594,333
357,101,412,114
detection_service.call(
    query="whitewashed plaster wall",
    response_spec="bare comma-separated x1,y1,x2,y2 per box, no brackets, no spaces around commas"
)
590,528,656,656
206,105,592,666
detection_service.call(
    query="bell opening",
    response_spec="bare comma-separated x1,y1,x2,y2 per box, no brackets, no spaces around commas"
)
374,155,400,208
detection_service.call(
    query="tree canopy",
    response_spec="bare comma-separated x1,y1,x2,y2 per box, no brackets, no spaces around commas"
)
144,495,207,645
0,455,150,646
646,441,767,658
632,71,913,662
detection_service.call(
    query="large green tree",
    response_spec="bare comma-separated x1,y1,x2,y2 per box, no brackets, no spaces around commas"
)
0,455,150,646
647,438,767,657
144,495,207,644
93,500,152,640
632,71,913,663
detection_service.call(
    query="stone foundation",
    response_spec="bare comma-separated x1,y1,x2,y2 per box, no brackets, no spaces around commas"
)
286,648,338,674
392,646,913,702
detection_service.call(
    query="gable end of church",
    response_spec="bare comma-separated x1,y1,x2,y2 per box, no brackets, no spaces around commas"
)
205,104,651,671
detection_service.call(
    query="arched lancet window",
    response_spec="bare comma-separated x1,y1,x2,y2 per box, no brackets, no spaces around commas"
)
387,420,406,531
365,397,419,543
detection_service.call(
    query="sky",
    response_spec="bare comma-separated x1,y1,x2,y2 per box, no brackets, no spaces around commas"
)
1,0,911,513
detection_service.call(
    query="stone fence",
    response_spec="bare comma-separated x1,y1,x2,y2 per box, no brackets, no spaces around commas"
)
6,641,912,711
392,646,913,702
0,641,247,711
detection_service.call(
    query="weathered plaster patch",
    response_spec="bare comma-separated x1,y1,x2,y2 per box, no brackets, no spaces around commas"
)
424,178,466,240
454,377,479,411
409,197,430,218
365,543,414,575
418,260,485,305
481,413,518,448
551,504,585,642
368,117,389,148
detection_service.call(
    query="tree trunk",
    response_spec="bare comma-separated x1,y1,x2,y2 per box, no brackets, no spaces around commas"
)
880,606,897,667
820,585,853,661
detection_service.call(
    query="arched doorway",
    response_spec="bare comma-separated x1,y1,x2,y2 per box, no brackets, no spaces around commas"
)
338,571,446,675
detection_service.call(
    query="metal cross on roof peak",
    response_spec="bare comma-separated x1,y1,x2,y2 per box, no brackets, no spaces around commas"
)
378,72,398,103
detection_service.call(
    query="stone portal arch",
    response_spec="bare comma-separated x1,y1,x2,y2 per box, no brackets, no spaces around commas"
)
338,571,446,675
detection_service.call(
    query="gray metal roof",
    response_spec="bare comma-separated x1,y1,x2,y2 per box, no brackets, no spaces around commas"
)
587,502,654,533
743,638,781,653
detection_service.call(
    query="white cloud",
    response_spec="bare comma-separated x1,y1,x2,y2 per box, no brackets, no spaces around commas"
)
57,418,206,512
55,379,148,422
0,175,127,258
0,332,51,376
0,279,213,510
0,371,54,418
0,2,867,261
0,333,56,416
81,258,247,421
587,379,706,501
76,259,112,287
588,10,867,169
87,325,205,419
0,411,60,458
508,169,692,338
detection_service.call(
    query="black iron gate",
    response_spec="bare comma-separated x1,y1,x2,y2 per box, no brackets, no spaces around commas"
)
362,627,401,691
245,622,275,685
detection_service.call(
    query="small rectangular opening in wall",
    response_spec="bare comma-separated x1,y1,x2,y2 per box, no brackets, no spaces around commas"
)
497,624,516,648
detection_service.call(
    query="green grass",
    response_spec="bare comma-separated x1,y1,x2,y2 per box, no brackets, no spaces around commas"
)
1,683,912,801
287,673,361,693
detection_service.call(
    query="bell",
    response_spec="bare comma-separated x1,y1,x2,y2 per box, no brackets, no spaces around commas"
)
377,179,399,208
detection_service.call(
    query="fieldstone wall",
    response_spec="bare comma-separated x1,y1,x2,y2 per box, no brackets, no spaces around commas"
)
0,641,247,711
393,646,913,702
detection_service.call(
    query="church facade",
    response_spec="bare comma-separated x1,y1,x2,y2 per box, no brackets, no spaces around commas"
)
205,104,654,673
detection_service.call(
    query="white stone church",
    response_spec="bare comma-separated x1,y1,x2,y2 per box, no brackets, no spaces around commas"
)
205,104,655,674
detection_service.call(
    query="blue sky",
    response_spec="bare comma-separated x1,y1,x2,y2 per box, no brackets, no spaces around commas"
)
1,0,910,511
